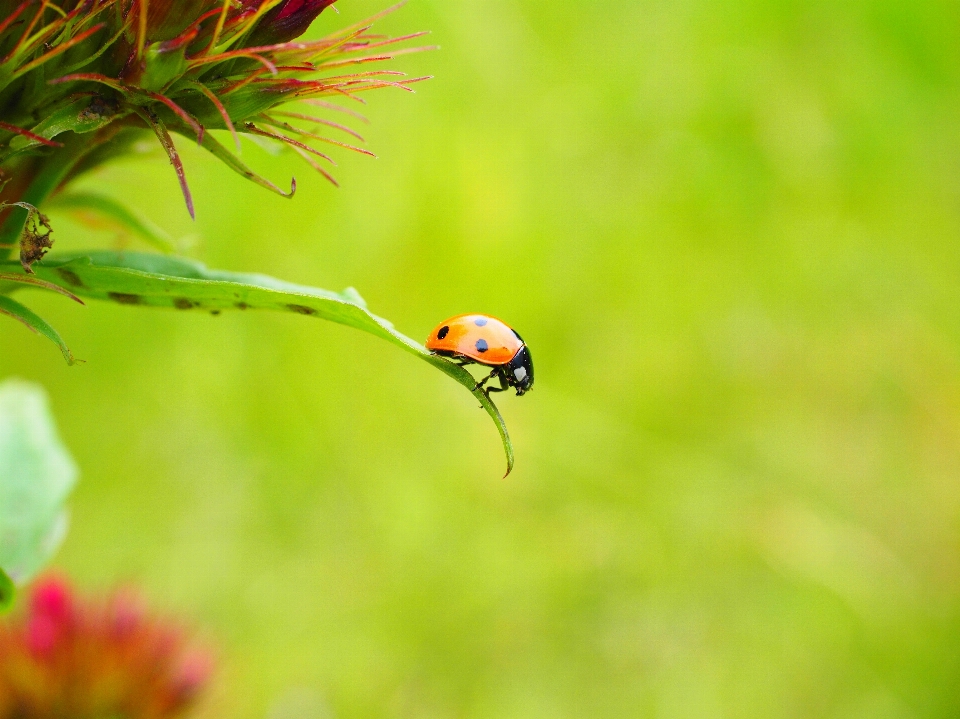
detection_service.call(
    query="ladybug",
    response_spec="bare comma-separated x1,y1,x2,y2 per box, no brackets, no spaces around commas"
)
426,314,534,397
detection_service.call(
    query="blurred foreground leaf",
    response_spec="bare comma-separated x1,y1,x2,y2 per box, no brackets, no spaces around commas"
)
0,253,515,475
0,380,78,604
48,192,179,254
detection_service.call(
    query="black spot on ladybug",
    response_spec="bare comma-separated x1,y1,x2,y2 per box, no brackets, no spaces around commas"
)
476,338,489,353
474,318,488,327
108,292,141,305
287,304,317,315
437,325,449,340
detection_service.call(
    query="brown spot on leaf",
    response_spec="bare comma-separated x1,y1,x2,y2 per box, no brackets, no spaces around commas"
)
235,302,249,310
287,304,316,315
210,310,221,316
108,292,141,305
173,298,195,310
56,268,83,288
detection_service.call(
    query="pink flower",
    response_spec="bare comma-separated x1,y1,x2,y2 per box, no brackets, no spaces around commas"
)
0,576,213,719
25,575,75,659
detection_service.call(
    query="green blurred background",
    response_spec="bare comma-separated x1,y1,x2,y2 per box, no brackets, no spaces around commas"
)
4,0,960,716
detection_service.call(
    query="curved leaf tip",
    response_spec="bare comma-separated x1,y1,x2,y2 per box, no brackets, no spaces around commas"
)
0,295,79,365
480,389,515,477
422,353,515,476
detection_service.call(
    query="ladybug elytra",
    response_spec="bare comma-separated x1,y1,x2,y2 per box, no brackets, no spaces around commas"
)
426,314,534,397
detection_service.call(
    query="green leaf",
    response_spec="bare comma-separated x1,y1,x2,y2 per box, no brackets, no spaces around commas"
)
142,44,188,93
0,295,78,365
2,252,516,474
0,380,78,588
0,567,13,612
8,97,127,154
48,192,179,254
198,130,296,198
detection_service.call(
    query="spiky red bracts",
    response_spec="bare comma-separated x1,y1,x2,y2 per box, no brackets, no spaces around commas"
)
0,0,429,248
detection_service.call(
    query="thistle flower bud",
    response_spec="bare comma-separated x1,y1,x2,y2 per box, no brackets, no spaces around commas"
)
247,0,338,45
0,0,430,251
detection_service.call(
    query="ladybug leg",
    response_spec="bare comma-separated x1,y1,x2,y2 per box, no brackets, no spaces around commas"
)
484,383,509,395
473,367,499,392
477,369,510,398
488,371,511,394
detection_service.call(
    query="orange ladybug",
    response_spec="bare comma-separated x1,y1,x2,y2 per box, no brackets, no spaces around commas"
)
426,314,534,396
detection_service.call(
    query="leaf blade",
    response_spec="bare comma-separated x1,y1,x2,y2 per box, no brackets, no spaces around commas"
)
0,295,78,365
197,130,296,198
4,253,515,474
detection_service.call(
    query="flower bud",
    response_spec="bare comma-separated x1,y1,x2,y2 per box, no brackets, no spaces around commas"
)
0,0,423,238
246,0,338,45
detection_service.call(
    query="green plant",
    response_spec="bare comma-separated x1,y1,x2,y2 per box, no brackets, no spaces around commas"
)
0,0,514,610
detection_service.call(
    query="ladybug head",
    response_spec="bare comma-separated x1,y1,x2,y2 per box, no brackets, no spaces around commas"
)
505,346,534,396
